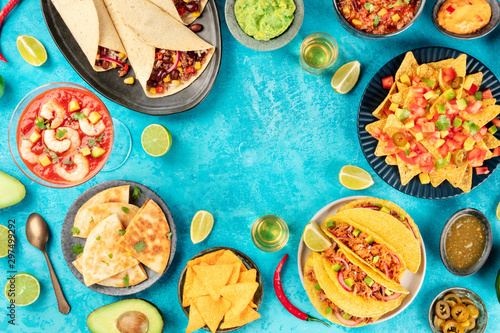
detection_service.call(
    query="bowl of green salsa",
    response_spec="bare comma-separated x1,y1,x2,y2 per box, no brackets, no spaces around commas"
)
225,0,304,51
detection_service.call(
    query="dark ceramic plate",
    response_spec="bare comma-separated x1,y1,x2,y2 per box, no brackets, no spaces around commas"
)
177,247,264,332
432,0,500,40
439,208,492,276
61,180,177,296
358,46,500,199
41,0,222,116
332,0,426,40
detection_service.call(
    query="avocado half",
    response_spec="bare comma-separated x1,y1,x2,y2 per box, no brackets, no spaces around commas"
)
87,299,164,333
0,171,26,209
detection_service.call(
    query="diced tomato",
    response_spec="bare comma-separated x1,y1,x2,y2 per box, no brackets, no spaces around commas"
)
415,97,428,108
156,52,163,60
397,151,416,165
412,124,422,133
466,101,483,114
453,133,467,145
482,89,493,100
380,133,389,142
449,99,457,106
412,76,421,85
491,118,500,127
384,141,397,154
493,147,500,157
416,142,428,154
382,76,394,89
468,148,484,161
384,108,394,117
428,136,437,145
438,144,449,157
432,131,441,140
464,83,478,95
416,118,426,126
185,66,195,74
413,87,425,95
480,126,487,135
410,141,417,150
422,122,436,133
446,139,462,151
420,164,434,174
475,167,489,175
432,114,441,122
372,127,382,138
473,133,484,142
442,67,457,83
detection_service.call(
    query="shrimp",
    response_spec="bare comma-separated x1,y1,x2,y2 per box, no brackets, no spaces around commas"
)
40,100,66,129
79,108,105,136
54,153,89,182
20,139,39,164
43,127,81,154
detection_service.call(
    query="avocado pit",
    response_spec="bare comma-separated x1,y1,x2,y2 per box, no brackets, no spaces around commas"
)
116,311,149,333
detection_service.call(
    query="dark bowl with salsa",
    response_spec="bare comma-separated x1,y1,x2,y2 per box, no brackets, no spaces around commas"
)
332,0,426,39
432,0,500,40
8,82,113,188
439,208,492,277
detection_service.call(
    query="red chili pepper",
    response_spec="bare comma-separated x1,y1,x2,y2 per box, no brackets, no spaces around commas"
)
0,0,23,63
186,66,195,73
123,63,129,72
155,85,164,94
178,5,186,15
155,52,163,60
274,254,330,326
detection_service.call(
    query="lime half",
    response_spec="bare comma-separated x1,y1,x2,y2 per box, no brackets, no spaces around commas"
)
4,273,40,306
331,61,361,94
141,124,172,157
0,225,13,258
16,35,47,67
303,221,331,252
339,165,374,190
190,210,214,244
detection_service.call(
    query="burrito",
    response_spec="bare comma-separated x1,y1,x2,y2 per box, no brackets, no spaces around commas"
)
52,0,128,72
148,0,209,25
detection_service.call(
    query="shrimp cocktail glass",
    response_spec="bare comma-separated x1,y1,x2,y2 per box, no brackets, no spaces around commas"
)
9,82,114,188
251,215,289,252
300,32,338,74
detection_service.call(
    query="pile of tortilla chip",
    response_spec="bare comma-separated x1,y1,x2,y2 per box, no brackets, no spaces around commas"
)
368,51,500,192
72,185,172,287
183,249,261,333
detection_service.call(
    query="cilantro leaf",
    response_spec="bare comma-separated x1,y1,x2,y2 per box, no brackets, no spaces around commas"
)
118,229,126,236
134,241,146,253
101,260,109,266
132,187,141,200
71,227,80,235
96,236,101,240
72,244,84,255
167,232,172,240
56,128,67,140
123,274,130,288
63,159,73,165
35,116,50,130
108,253,113,259
373,15,381,28
364,2,374,12
88,133,105,147
389,0,404,8
72,112,87,120
50,152,59,163
122,206,130,214
435,115,451,131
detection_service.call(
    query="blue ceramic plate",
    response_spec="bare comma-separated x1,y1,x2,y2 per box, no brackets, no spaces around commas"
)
358,47,500,199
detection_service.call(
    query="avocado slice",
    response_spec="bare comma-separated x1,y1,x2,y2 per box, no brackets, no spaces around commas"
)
0,171,26,209
87,299,163,333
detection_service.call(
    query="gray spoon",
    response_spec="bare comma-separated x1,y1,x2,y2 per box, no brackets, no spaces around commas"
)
26,213,71,314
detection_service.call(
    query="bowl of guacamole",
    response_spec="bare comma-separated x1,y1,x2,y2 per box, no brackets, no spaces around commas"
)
225,0,304,51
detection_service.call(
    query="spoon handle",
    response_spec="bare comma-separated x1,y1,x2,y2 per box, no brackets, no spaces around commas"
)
43,250,71,314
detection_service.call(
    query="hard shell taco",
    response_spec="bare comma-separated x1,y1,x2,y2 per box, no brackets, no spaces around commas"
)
316,244,407,318
321,215,407,286
303,252,379,327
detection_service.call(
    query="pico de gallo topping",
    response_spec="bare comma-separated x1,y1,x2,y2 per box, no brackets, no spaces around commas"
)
337,0,420,35
146,48,209,94
95,46,128,75
175,0,201,20
326,220,404,283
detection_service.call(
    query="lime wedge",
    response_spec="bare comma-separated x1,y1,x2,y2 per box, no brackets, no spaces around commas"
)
4,273,40,306
331,61,361,94
339,165,374,190
16,35,47,67
303,221,331,252
190,210,214,244
0,75,5,99
496,201,500,221
141,124,172,157
0,225,13,258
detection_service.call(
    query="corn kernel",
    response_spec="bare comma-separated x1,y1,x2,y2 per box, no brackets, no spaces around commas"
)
392,14,400,22
118,52,125,58
427,113,434,120
424,91,436,100
81,146,91,156
192,11,200,17
378,8,387,16
183,0,190,2
39,155,51,167
194,61,201,70
343,7,350,14
389,103,399,112
29,131,41,143
172,80,180,85
419,173,430,184
150,88,157,94
464,137,475,151
177,61,182,67
405,121,415,129
415,132,423,141
124,77,135,85
88,112,102,124
463,76,475,90
163,74,171,83
178,67,183,73
352,19,362,26
69,100,80,112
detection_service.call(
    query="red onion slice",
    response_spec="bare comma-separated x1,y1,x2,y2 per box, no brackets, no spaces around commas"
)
99,57,125,67
337,271,352,292
384,262,390,279
391,254,400,265
347,225,354,233
166,51,180,73
383,292,402,301
336,236,351,241
334,311,362,326
334,256,350,270
363,205,382,210
373,292,383,301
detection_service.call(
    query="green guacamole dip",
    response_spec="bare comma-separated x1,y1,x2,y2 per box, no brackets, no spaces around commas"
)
234,0,296,41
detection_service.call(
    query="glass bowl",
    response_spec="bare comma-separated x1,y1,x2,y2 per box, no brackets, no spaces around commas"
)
8,82,114,188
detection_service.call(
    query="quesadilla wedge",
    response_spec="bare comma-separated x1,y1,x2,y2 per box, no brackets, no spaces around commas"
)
52,0,128,72
117,199,171,274
148,0,209,25
86,203,140,229
304,252,377,327
73,255,147,287
335,208,421,273
81,214,139,286
321,215,407,285
318,245,407,318
73,185,130,238
111,0,215,98
337,197,421,245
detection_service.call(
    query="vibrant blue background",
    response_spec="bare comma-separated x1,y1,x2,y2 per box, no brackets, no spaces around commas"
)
1,0,499,332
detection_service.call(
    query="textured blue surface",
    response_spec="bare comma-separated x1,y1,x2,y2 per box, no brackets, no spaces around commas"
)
1,0,499,332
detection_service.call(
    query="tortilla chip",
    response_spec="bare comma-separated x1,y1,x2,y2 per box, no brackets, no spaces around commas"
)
418,136,441,160
483,99,497,108
396,154,421,185
386,155,397,165
183,266,210,307
373,84,397,119
195,296,231,333
463,105,500,128
188,249,226,267
389,91,406,106
457,165,473,192
383,114,405,137
366,119,387,137
429,93,449,116
220,305,261,329
396,81,410,92
427,58,454,71
193,264,233,301
403,88,414,109
250,301,257,308
186,304,206,333
395,52,419,82
227,262,242,285
220,282,259,319
483,133,500,149
215,250,247,272
446,163,469,187
237,269,257,283
450,54,467,78
475,140,493,160
430,168,447,187
374,140,390,157
416,64,439,89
